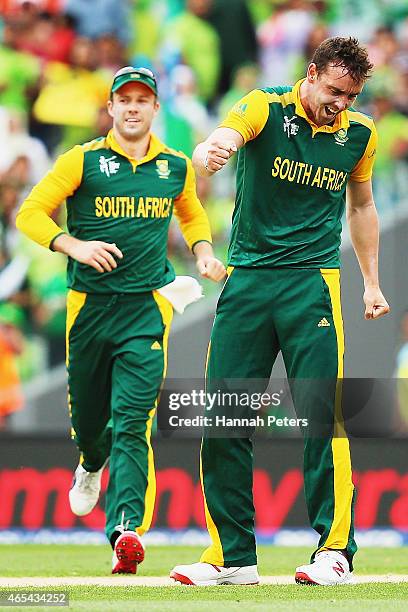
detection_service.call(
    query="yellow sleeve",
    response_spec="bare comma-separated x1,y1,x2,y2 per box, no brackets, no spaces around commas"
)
219,89,270,144
173,157,212,250
350,121,378,182
16,146,84,249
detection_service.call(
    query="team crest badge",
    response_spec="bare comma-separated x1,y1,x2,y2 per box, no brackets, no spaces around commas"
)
156,159,171,179
334,129,349,146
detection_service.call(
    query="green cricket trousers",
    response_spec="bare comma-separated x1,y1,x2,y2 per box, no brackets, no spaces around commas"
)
200,267,356,568
66,289,173,542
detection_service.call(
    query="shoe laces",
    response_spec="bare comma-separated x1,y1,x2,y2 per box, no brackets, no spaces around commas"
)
315,552,330,562
114,511,130,534
315,550,344,564
76,469,101,494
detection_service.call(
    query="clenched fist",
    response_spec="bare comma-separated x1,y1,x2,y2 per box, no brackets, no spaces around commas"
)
196,255,227,282
203,141,238,173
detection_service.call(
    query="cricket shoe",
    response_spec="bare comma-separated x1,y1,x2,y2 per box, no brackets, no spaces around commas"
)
69,462,105,516
170,562,260,586
295,550,353,585
112,530,145,574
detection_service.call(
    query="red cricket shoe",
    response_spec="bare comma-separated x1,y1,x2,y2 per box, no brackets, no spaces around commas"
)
112,530,145,574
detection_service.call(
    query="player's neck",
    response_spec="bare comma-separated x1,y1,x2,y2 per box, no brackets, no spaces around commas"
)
112,128,151,160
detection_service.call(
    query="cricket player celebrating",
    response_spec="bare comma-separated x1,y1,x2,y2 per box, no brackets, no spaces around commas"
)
16,66,225,574
171,38,390,586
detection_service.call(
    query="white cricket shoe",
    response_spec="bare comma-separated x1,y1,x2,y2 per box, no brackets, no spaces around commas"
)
295,550,353,585
170,562,259,586
69,463,105,516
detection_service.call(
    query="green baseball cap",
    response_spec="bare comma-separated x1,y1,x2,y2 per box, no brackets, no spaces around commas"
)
111,66,158,96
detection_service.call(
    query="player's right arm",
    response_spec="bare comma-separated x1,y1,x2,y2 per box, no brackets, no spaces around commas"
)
192,89,269,177
16,146,122,273
193,129,242,176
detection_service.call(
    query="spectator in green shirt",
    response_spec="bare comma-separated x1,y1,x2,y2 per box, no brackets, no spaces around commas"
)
162,0,221,102
0,21,40,114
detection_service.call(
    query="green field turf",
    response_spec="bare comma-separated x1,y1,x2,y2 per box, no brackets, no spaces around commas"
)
0,545,407,611
1,545,407,577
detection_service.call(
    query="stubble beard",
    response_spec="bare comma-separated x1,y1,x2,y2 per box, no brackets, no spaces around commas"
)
117,119,150,143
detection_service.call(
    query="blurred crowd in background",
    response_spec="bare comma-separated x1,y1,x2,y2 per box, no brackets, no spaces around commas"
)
1,0,408,426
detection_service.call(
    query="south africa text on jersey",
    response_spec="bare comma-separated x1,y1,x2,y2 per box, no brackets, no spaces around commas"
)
272,157,348,191
94,196,173,218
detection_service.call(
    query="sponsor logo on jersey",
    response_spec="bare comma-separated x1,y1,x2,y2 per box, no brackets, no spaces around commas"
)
283,115,299,138
318,317,330,327
99,155,120,177
151,341,162,350
234,102,248,116
334,128,349,146
156,159,171,179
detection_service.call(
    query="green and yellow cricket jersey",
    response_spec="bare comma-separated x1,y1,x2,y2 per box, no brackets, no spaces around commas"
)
16,131,212,293
220,79,377,268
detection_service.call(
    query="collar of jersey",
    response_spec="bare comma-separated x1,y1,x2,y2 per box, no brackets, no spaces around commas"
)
106,130,166,165
292,79,350,135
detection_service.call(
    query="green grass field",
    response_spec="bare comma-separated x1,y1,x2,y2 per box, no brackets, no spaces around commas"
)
0,545,407,611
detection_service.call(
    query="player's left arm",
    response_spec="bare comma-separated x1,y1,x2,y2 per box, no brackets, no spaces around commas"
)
346,119,389,320
173,157,226,282
346,178,390,320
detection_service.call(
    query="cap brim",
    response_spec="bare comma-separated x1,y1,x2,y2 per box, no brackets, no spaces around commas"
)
111,74,157,96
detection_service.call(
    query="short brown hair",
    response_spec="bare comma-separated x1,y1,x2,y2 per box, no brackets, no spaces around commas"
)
311,37,373,83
